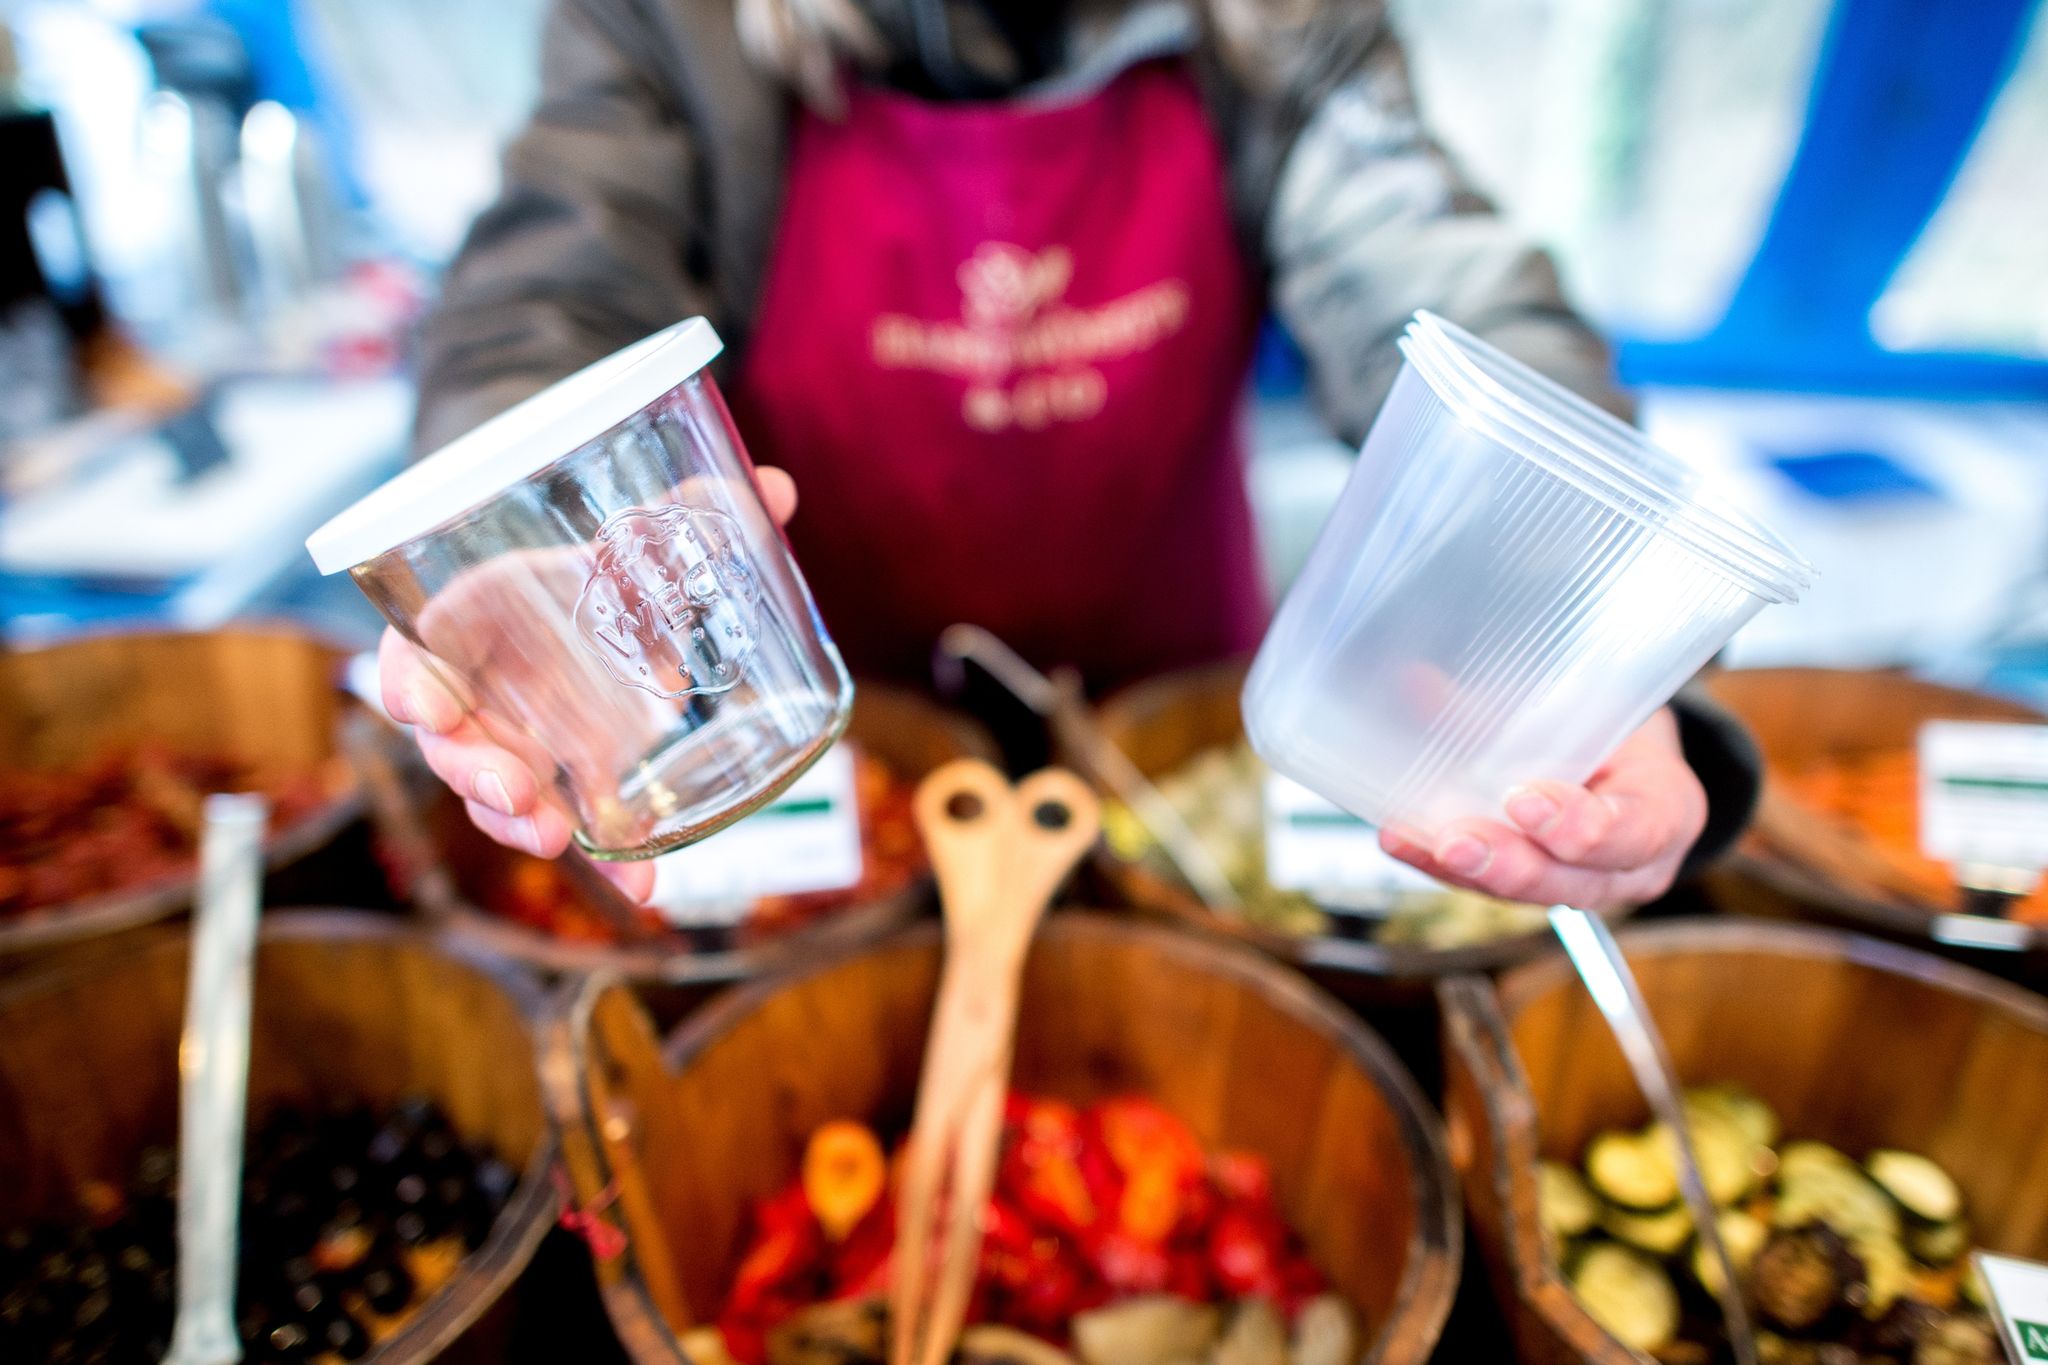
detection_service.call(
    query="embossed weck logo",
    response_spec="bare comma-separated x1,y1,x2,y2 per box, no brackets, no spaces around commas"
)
575,504,761,698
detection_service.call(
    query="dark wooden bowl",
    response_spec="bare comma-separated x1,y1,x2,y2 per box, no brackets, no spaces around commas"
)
1086,660,1630,982
0,626,364,959
432,683,996,985
1702,667,2048,966
1439,917,2048,1364
0,911,562,1363
543,912,1461,1365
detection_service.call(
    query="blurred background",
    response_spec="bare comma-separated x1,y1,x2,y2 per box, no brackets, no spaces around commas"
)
1,0,2045,693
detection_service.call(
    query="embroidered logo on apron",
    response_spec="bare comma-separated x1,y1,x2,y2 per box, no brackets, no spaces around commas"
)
574,504,761,697
870,242,1190,433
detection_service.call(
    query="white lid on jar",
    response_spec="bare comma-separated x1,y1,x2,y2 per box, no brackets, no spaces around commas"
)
305,318,723,575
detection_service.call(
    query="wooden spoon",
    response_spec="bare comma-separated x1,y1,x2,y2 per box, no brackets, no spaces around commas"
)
890,759,1099,1365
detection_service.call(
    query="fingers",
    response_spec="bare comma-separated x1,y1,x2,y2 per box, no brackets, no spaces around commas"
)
755,465,798,526
1379,820,1666,911
463,799,575,861
377,628,465,733
466,798,655,903
1502,715,1707,873
589,859,658,903
416,727,544,818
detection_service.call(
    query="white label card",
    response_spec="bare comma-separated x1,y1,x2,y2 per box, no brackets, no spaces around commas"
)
1262,773,1441,907
1918,721,2048,874
1973,1252,2048,1363
647,742,863,925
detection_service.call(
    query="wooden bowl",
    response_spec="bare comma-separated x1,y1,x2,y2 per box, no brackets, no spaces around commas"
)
0,911,561,1363
543,912,1461,1365
433,683,996,985
1438,917,2048,1364
1087,661,1629,982
0,626,363,957
1702,667,2048,963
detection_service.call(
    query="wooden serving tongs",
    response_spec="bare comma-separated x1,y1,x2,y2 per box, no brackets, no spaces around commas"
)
890,759,1100,1365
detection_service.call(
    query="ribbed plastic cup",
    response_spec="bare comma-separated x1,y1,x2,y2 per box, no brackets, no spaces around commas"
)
1243,312,1813,832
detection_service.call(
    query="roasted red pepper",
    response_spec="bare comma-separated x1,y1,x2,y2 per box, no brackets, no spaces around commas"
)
715,1092,1331,1357
1093,1098,1205,1187
1208,1205,1287,1301
1211,1150,1274,1206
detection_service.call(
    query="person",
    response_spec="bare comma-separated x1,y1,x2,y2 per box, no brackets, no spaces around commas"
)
379,0,1758,908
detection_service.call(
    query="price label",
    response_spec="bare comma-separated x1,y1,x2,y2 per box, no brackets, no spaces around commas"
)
1262,773,1440,907
1918,721,2048,875
1974,1252,2048,1362
648,743,864,925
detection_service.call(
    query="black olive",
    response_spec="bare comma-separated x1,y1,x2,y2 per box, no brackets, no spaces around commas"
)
419,1127,456,1173
70,1286,113,1333
74,1251,111,1293
113,1240,155,1278
434,1173,469,1212
329,1162,363,1200
360,1258,414,1316
393,1173,429,1209
473,1157,517,1213
289,1277,328,1317
266,1319,315,1362
320,1309,372,1361
366,1124,408,1170
392,1096,439,1138
134,1147,178,1199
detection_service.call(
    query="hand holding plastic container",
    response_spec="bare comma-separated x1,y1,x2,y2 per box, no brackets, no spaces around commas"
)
1244,312,1812,837
307,320,853,859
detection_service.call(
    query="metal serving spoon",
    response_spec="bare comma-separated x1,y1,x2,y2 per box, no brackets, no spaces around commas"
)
162,794,268,1365
932,624,1245,915
1549,905,1761,1365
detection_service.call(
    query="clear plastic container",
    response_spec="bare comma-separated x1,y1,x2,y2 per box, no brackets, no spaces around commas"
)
306,319,853,859
1244,312,1813,832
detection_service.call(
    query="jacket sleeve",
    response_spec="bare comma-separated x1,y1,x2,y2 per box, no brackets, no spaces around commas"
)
412,0,715,453
1247,18,1631,445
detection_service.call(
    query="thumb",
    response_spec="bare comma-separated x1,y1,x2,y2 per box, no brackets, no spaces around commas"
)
755,466,799,527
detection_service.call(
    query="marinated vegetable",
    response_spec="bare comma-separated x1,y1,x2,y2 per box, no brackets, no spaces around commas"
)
714,1095,1342,1365
491,746,925,946
1554,1084,2005,1363
1539,1162,1600,1245
1571,1242,1681,1353
0,743,338,921
1103,740,1548,947
1772,748,2048,924
0,1097,517,1363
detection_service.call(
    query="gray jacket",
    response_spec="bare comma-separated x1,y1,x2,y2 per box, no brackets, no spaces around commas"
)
413,0,1758,871
414,0,1627,451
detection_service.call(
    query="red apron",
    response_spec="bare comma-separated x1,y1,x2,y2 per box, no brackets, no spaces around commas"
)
732,60,1264,689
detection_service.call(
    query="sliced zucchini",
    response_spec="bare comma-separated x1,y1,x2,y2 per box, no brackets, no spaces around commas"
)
1854,1232,1914,1318
1570,1243,1680,1354
1962,1260,1990,1309
1908,1217,1972,1267
1775,1160,1899,1245
1775,1141,1856,1183
1684,1083,1781,1150
1539,1161,1600,1242
1651,1111,1760,1207
1602,1202,1693,1258
1587,1130,1679,1213
1690,1209,1769,1295
1866,1149,1964,1226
